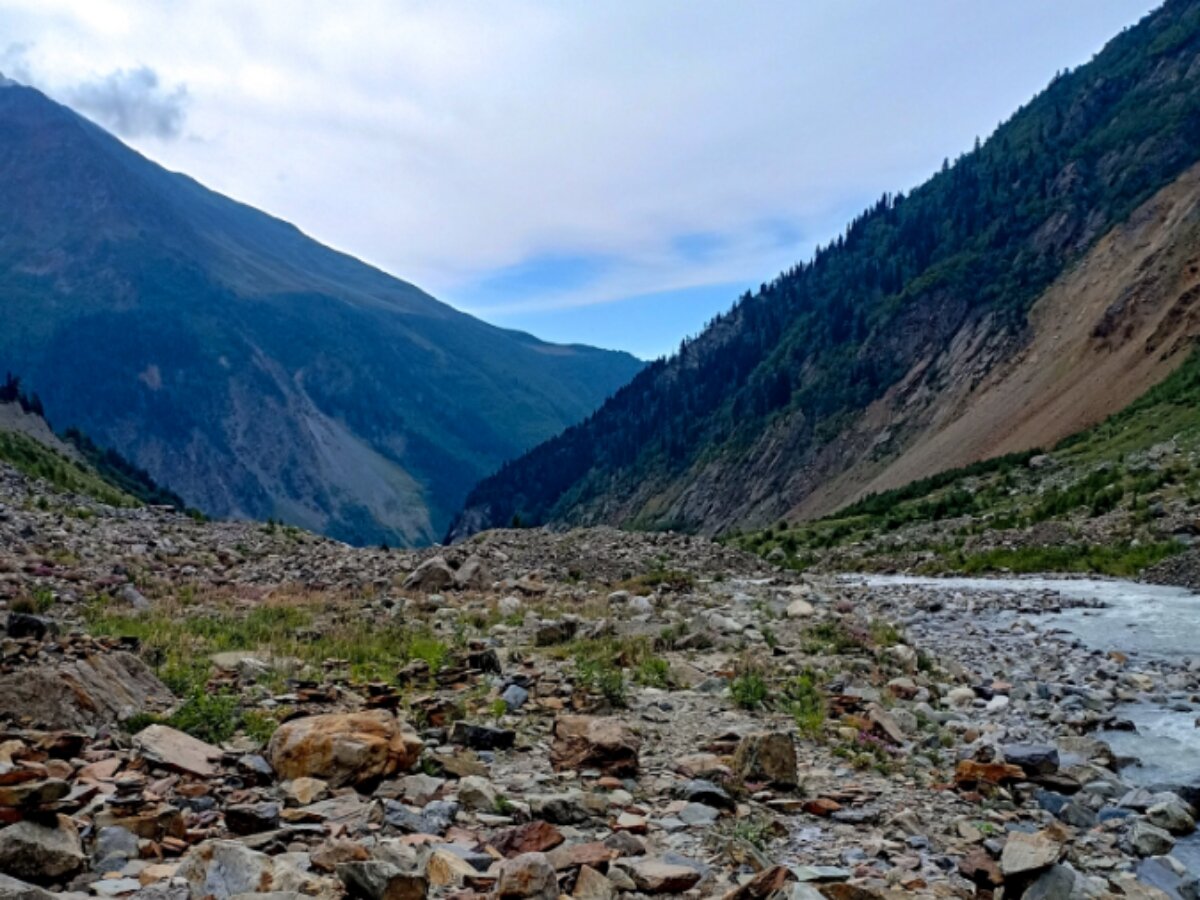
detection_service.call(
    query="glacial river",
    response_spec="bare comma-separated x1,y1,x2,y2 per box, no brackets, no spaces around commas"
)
855,575,1200,787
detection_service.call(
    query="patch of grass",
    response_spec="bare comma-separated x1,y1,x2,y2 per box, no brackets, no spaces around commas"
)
633,655,671,688
167,689,241,744
730,666,769,710
924,540,1184,577
0,431,137,507
868,619,903,648
786,669,827,739
615,568,695,593
802,619,866,655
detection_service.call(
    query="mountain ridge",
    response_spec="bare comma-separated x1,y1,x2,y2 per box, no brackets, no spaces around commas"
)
0,81,643,546
449,0,1200,542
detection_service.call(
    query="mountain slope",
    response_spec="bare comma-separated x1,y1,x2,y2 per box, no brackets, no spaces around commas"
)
450,0,1200,542
0,83,643,546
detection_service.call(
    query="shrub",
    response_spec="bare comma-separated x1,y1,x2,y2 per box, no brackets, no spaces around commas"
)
730,668,769,709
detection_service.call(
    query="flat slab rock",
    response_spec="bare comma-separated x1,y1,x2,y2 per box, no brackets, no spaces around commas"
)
133,724,223,778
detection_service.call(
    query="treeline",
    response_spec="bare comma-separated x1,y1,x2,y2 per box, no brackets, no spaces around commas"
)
451,0,1200,538
0,373,45,418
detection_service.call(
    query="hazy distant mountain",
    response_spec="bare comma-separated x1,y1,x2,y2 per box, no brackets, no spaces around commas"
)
450,0,1200,541
0,82,643,546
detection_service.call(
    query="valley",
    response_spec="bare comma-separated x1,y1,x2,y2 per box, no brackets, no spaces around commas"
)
2,451,1200,899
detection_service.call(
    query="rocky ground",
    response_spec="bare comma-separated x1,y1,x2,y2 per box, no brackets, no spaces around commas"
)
0,462,1198,900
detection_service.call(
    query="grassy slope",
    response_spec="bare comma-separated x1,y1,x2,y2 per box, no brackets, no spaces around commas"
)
0,430,137,508
731,350,1200,577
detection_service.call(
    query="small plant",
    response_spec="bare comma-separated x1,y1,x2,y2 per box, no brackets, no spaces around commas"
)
494,794,516,815
241,710,279,743
787,669,826,739
730,667,769,710
490,698,508,720
167,689,240,744
868,619,902,648
731,816,775,851
633,655,671,688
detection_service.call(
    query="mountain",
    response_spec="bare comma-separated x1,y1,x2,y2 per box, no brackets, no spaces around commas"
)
449,0,1200,542
0,83,643,546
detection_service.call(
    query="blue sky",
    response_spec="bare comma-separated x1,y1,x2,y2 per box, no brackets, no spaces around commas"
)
0,0,1162,358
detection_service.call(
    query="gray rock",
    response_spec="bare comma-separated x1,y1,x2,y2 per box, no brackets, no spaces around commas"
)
336,860,427,900
0,816,85,883
1003,744,1060,776
1127,820,1176,858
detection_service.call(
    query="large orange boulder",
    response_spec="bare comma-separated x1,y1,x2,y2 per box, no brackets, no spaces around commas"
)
267,711,424,788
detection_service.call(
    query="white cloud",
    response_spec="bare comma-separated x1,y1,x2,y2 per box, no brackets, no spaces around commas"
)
0,0,1162,325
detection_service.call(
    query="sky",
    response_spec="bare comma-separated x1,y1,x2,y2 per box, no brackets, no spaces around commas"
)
0,1,1162,359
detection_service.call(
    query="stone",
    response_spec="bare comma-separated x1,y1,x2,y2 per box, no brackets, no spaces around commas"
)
267,711,423,787
620,859,702,893
336,860,427,900
528,793,592,825
5,614,51,641
1000,830,1063,877
1147,799,1196,835
732,731,797,787
0,652,173,730
723,865,796,899
0,779,69,808
0,873,57,899
501,684,530,711
491,821,565,857
224,802,281,835
547,842,616,872
1127,820,1175,857
786,599,815,618
457,775,499,811
955,759,1024,787
134,725,222,778
1024,864,1079,900
678,779,734,810
573,865,616,900
282,777,329,806
425,849,480,888
1003,744,1060,777
550,716,640,777
0,815,85,883
94,825,140,871
946,687,977,708
448,721,515,751
402,557,455,592
176,840,336,899
310,838,370,873
958,848,1002,888
496,852,558,899
454,555,492,591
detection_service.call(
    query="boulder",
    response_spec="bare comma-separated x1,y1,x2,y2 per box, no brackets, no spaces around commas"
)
0,816,85,883
0,652,173,730
336,860,427,900
490,821,565,857
496,852,558,899
0,873,57,899
573,865,616,900
454,556,491,591
732,731,797,787
1146,798,1196,835
1127,820,1175,858
402,557,455,592
1002,744,1060,777
550,717,640,777
786,599,815,619
176,840,338,899
267,711,423,788
1000,830,1063,877
457,775,500,812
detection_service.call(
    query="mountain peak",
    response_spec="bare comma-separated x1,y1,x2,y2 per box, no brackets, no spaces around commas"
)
0,72,19,88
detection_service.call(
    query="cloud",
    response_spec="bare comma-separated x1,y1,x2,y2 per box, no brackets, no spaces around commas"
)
0,41,33,84
0,0,1162,352
66,66,188,139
